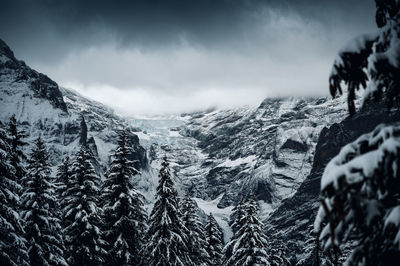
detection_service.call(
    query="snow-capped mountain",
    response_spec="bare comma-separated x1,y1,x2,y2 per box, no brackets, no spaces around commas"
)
0,38,147,173
0,37,361,259
129,96,346,210
126,96,351,246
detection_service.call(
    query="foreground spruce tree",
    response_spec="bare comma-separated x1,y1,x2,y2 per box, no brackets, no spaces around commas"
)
0,121,29,266
21,137,67,266
63,146,106,266
182,192,210,266
102,130,147,265
205,213,224,266
226,196,270,266
144,155,191,266
7,115,27,182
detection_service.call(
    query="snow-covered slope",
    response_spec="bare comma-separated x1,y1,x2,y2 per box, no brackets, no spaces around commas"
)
0,38,147,174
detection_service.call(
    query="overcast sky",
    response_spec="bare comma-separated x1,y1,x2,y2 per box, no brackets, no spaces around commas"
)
0,0,376,115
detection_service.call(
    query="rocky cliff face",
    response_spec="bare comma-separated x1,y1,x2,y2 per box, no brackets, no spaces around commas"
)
265,102,400,260
0,39,67,112
0,38,147,173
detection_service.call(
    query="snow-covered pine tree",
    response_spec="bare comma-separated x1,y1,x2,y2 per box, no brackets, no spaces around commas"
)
314,1,400,265
296,225,322,266
269,240,290,266
63,146,106,266
205,213,224,266
181,192,210,266
0,121,29,266
144,155,191,266
21,137,67,266
223,197,247,263
56,156,73,233
226,196,270,266
102,130,147,266
329,0,400,115
56,156,72,201
230,197,246,235
315,124,400,265
296,224,339,266
7,114,27,183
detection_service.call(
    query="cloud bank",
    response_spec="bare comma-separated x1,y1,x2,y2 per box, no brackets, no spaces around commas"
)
0,0,377,115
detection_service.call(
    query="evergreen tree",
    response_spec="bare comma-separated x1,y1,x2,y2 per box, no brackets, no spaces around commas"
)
226,196,270,266
144,155,191,266
182,192,210,266
230,197,246,235
296,225,334,266
102,130,147,266
63,146,106,266
223,197,247,263
56,156,72,232
269,240,290,266
21,137,67,266
7,114,27,181
56,156,72,201
296,225,321,266
315,1,400,264
205,213,224,266
0,121,29,266
329,0,400,115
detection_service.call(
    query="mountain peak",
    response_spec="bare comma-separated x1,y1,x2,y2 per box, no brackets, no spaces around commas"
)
0,38,17,62
0,38,68,113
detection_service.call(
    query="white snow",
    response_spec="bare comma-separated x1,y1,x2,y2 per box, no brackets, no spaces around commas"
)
216,155,257,168
321,129,400,190
193,195,234,243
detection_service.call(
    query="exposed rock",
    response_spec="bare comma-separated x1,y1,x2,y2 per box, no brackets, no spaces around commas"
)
265,102,400,260
0,38,67,112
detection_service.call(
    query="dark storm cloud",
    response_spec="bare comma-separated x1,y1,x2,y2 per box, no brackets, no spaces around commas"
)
0,0,377,114
0,0,375,62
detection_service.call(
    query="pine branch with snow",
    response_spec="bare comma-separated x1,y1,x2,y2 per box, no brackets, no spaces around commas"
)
329,0,400,115
315,124,400,265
